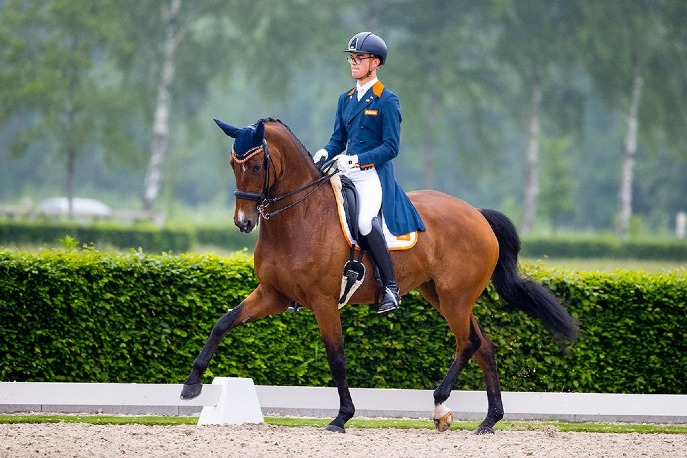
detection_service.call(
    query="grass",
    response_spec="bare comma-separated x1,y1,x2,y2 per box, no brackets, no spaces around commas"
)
1,414,685,434
522,257,687,273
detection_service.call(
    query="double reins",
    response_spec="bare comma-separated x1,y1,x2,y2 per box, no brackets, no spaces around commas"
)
232,141,337,220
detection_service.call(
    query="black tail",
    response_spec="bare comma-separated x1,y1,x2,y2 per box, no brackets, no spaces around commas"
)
479,208,579,348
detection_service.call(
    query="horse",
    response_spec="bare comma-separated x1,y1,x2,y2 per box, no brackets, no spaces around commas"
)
180,117,579,434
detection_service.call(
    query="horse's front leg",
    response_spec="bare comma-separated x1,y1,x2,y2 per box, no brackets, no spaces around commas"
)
313,305,354,433
180,285,288,400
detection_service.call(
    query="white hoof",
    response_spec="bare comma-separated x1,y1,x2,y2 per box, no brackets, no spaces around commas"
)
433,403,453,432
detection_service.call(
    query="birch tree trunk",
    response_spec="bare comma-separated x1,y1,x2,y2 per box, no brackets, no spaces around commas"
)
520,82,542,235
615,71,643,238
422,88,440,190
143,0,184,211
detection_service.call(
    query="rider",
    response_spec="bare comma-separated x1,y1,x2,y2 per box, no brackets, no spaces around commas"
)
313,32,425,315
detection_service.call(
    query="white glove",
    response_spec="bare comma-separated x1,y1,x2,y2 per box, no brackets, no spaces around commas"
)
313,149,329,164
336,154,359,172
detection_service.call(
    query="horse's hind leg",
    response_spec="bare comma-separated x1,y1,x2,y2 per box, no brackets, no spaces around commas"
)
432,316,482,432
470,317,504,434
420,282,482,432
180,285,289,400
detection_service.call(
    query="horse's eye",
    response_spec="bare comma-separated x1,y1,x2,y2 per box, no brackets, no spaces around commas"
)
251,164,261,173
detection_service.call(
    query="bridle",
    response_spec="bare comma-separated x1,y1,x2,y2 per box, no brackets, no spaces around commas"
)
232,140,335,220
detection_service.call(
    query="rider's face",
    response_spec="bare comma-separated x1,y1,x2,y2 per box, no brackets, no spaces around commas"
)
349,53,377,80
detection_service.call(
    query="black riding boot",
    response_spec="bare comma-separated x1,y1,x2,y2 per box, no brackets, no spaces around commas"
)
361,222,400,315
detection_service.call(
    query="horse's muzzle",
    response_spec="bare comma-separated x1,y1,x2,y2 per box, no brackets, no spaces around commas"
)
234,207,258,233
235,218,255,233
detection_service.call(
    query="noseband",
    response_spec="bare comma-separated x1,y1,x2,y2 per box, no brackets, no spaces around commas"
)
232,141,333,219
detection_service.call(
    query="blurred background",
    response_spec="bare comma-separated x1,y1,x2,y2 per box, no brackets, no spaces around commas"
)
1,0,686,241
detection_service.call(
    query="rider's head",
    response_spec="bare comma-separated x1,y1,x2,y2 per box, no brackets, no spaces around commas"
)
344,32,387,65
344,32,387,81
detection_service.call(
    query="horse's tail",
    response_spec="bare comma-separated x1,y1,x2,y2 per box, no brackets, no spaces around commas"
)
479,208,580,348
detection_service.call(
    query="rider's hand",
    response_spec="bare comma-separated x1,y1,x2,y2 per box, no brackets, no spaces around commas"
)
313,149,329,164
336,154,359,172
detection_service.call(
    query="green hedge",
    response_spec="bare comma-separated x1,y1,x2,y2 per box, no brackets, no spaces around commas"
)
0,220,257,253
0,221,194,253
2,220,687,260
522,235,687,261
0,249,685,394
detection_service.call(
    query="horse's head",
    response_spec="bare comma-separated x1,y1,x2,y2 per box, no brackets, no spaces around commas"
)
215,118,319,233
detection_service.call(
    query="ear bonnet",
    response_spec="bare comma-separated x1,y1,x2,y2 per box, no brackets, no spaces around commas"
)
214,119,265,160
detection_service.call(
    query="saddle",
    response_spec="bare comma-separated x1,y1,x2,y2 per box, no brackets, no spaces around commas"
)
337,176,375,308
288,170,417,313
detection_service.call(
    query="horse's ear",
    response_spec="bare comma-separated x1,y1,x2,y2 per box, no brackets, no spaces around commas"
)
214,119,241,138
253,120,265,141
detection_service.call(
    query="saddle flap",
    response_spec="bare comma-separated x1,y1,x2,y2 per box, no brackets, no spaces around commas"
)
339,175,360,243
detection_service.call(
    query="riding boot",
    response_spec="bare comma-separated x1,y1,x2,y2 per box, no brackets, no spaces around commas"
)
360,221,401,315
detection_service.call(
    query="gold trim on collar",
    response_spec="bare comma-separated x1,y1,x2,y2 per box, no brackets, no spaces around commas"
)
372,81,385,97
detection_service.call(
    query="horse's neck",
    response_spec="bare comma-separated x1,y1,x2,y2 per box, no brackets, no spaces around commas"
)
270,138,322,197
261,129,335,240
259,172,334,242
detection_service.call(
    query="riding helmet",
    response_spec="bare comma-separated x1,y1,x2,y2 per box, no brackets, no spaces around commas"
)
344,32,387,65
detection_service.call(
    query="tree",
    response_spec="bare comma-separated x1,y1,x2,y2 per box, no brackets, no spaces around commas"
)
487,0,584,234
385,1,507,192
0,0,136,214
577,0,687,237
539,135,577,232
117,0,346,211
113,0,225,211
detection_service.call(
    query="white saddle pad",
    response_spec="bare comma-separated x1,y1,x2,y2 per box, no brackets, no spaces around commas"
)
329,175,418,250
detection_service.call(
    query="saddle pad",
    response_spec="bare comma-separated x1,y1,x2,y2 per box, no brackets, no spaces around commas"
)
330,175,418,250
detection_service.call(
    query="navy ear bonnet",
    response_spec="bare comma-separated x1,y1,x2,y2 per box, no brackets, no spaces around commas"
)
214,119,265,159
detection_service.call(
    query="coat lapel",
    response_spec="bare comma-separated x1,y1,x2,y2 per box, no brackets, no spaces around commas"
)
343,81,386,124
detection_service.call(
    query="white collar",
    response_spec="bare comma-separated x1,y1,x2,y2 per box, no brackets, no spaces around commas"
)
356,77,378,100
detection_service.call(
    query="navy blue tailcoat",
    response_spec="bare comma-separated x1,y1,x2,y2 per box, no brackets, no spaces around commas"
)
323,81,425,235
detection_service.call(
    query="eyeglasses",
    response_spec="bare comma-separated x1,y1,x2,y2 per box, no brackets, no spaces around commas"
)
347,54,374,65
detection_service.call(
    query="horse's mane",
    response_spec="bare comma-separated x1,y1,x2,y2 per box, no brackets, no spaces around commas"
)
258,117,312,159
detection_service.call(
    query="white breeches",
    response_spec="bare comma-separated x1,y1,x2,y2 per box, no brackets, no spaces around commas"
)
341,167,382,236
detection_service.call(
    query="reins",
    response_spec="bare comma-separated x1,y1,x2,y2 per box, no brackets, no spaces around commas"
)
233,141,337,220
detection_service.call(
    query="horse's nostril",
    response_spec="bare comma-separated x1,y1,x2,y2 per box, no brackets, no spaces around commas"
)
236,219,253,233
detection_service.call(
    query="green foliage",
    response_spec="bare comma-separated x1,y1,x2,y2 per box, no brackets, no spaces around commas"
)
3,219,687,262
0,0,140,193
0,221,193,253
1,251,685,394
522,235,687,261
3,1,687,233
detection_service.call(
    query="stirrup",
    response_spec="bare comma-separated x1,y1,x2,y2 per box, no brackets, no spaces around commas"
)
286,301,301,313
377,286,400,315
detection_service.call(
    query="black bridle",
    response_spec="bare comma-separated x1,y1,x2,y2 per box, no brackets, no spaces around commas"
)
232,141,335,220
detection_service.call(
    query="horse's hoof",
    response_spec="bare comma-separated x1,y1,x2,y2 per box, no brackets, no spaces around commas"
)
325,424,346,434
433,411,453,432
474,425,495,435
180,383,203,400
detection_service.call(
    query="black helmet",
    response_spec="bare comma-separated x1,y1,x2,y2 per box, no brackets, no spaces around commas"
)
344,32,387,65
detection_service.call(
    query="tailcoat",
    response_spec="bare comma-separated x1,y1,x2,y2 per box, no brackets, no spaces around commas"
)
323,81,425,235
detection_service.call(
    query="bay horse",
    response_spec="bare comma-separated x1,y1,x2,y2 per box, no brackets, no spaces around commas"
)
180,118,579,434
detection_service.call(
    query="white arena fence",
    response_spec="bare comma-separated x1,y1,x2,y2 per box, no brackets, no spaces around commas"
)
1,378,686,425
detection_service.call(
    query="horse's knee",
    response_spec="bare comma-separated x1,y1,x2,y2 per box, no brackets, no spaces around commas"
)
211,304,245,337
